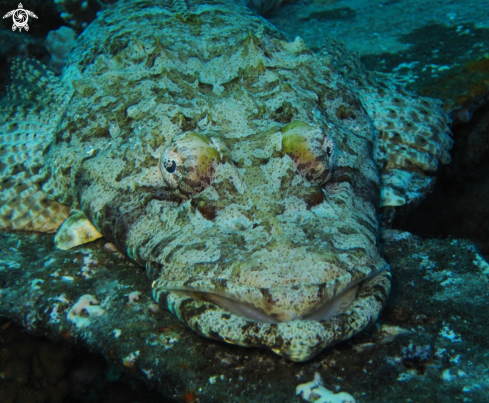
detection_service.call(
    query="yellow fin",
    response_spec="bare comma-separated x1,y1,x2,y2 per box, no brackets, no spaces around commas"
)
55,211,103,250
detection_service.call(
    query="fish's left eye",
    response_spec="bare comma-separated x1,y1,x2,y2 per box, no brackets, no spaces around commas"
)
159,132,222,198
282,121,337,184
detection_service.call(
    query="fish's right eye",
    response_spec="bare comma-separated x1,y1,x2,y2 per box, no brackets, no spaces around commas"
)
164,159,177,173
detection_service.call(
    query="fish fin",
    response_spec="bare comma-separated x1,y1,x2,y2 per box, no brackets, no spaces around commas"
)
0,59,72,232
362,73,453,209
54,211,103,250
322,44,453,209
171,0,190,20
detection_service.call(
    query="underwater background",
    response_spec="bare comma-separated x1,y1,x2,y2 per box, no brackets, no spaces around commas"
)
0,0,488,402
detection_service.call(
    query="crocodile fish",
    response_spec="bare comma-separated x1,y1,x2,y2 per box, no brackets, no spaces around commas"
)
0,0,452,361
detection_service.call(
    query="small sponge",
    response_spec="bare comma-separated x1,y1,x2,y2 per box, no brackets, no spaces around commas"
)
46,26,77,74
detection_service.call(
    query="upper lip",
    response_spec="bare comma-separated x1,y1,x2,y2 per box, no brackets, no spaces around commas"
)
154,270,385,323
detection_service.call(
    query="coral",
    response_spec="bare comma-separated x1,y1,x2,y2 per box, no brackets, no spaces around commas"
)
296,373,356,403
400,343,433,375
67,295,105,328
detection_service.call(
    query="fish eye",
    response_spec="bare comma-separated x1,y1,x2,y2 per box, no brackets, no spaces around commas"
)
159,132,222,198
325,145,332,158
164,159,177,173
281,121,337,184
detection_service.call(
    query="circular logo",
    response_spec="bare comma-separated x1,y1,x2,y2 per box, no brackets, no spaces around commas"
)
3,3,38,32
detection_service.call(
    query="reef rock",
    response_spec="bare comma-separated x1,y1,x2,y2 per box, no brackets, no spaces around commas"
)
0,230,488,402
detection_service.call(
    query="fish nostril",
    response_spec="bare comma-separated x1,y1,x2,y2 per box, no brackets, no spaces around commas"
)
303,188,324,209
197,201,217,220
191,197,217,220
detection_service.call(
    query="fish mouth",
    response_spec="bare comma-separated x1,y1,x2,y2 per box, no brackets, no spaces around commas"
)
152,269,387,324
152,269,392,361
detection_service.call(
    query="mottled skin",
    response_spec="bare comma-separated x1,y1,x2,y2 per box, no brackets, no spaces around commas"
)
37,0,394,361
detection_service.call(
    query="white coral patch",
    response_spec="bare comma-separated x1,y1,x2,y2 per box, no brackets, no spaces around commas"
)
146,331,180,349
54,294,70,304
31,279,43,290
442,369,457,382
127,291,141,304
397,373,414,382
67,294,105,328
50,303,61,324
440,325,462,342
473,252,489,275
123,351,139,368
297,373,356,403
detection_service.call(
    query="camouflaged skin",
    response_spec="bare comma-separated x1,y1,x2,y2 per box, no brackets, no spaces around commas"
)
0,60,71,232
33,0,395,361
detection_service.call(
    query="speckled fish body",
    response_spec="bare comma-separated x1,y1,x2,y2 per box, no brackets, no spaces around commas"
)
0,0,452,361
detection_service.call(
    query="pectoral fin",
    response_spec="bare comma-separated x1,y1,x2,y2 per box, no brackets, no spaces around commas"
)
0,59,73,233
55,211,103,250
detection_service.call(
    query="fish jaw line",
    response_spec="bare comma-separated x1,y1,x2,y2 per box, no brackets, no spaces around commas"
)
139,191,386,314
153,270,392,361
151,265,388,323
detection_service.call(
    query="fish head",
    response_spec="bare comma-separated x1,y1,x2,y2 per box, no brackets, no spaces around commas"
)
142,113,385,317
64,10,389,360
73,77,388,360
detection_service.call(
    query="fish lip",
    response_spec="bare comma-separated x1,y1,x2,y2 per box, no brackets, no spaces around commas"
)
155,270,392,361
152,268,388,323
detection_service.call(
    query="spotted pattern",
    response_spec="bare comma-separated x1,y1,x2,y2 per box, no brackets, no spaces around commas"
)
0,0,452,361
